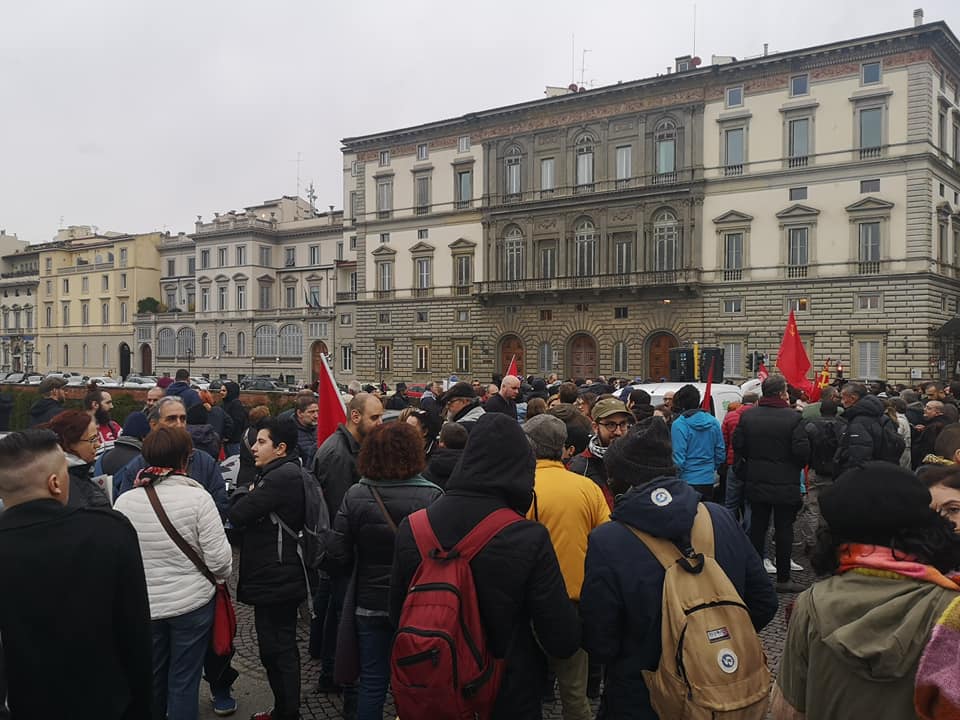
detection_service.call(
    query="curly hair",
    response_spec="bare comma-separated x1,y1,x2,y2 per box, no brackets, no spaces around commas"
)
40,410,94,452
357,422,426,482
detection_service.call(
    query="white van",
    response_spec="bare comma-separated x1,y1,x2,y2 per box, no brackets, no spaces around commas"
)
625,382,743,422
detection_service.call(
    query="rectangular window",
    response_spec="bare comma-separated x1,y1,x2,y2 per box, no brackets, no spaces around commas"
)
723,342,743,378
724,232,743,280
616,145,632,183
505,156,521,196
539,247,556,279
309,245,320,265
236,285,246,310
860,178,880,193
857,340,881,378
201,288,210,311
187,257,195,274
166,292,176,309
540,158,555,193
858,294,881,310
119,248,127,266
455,344,470,373
236,245,246,265
376,178,393,218
378,311,390,324
576,145,594,187
101,274,108,291
81,303,89,326
377,345,391,371
417,311,429,323
309,285,321,305
259,284,271,310
308,321,328,337
337,241,344,259
862,61,881,85
351,160,360,177
63,279,69,294
540,309,553,322
790,74,809,96
285,248,296,267
62,303,70,326
417,143,428,161
415,174,431,215
657,136,676,174
217,286,227,311
81,276,88,293
340,313,352,326
350,272,358,293
46,280,52,295
417,229,429,240
379,232,390,244
218,247,227,267
859,222,881,272
787,227,809,276
455,168,473,208
167,259,176,276
859,107,882,156
457,310,470,322
458,135,470,153
455,255,472,287
350,191,358,218
787,297,810,312
724,128,744,174
726,86,743,107
350,235,358,249
939,112,947,151
788,118,809,166
416,346,429,372
723,298,743,313
341,344,353,372
285,286,296,309
378,262,392,291
615,241,632,274
379,150,390,166
120,302,127,324
789,186,808,201
614,307,628,319
259,246,271,266
416,257,431,289
101,303,109,325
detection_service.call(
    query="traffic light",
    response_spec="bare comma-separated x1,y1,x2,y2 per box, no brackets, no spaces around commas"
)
758,353,767,368
836,362,844,381
746,352,754,372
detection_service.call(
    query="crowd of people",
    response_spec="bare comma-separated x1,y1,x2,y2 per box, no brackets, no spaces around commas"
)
4,368,960,719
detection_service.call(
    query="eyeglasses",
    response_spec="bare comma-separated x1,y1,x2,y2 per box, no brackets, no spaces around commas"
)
598,420,633,431
83,434,100,445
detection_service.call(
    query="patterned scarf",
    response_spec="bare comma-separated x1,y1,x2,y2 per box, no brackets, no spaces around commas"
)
588,435,607,459
133,466,180,488
916,596,960,719
836,543,960,591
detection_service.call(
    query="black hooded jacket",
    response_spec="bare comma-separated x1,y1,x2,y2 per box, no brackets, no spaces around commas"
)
222,382,247,443
390,413,580,720
28,398,64,427
834,394,887,472
422,447,463,489
580,477,777,719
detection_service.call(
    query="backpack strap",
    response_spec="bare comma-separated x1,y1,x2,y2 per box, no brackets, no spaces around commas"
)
409,508,445,563
408,507,523,564
624,504,715,569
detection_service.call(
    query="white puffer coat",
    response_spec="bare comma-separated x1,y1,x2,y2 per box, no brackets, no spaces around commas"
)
115,474,232,620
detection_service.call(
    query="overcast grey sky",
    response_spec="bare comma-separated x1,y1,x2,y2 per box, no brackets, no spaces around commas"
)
1,1,957,243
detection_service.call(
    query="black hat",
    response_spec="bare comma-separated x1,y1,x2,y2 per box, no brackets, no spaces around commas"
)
395,382,407,391
821,462,939,542
603,417,677,487
441,381,475,405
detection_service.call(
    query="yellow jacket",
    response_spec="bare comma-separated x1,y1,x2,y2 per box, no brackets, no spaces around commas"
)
526,459,610,600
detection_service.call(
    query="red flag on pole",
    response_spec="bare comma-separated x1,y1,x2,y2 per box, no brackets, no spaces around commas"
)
776,310,811,389
505,354,518,378
701,358,714,411
758,361,769,381
317,353,347,447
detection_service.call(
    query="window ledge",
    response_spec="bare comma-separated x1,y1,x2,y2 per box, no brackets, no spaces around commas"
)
849,87,893,102
779,100,820,114
717,109,753,123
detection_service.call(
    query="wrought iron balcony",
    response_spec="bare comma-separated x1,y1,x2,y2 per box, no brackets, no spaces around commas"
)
477,268,701,298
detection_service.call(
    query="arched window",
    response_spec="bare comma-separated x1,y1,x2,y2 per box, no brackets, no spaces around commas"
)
539,342,553,374
613,341,628,374
504,145,522,196
255,325,277,357
654,210,680,271
201,332,210,357
101,302,109,325
218,332,228,355
82,343,88,367
502,226,524,282
575,134,594,187
655,119,677,175
157,328,175,357
278,324,303,357
45,305,52,328
176,327,195,357
575,219,597,276
237,332,246,357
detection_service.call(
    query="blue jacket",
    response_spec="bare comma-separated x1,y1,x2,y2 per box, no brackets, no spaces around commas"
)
113,449,228,519
671,409,725,487
580,477,777,719
165,381,201,409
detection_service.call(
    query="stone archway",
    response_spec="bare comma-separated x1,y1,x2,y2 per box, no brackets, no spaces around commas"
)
119,343,131,380
499,334,524,377
569,333,598,379
311,341,329,385
647,332,678,380
140,344,153,376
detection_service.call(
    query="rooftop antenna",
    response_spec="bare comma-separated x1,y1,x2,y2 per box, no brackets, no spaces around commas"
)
306,182,317,211
290,151,303,198
571,34,575,85
580,48,591,87
693,3,697,56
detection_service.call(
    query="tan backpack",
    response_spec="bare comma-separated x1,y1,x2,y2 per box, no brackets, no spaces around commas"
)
626,503,771,719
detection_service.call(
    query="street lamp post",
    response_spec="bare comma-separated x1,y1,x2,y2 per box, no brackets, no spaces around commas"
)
186,348,193,376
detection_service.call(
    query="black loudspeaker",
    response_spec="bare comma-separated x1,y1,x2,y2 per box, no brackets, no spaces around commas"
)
669,347,695,382
699,347,725,383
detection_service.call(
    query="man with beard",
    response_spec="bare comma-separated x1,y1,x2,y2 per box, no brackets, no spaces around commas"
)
84,385,121,444
568,398,633,510
309,393,383,700
292,395,319,468
28,376,67,427
142,386,165,416
440,382,486,432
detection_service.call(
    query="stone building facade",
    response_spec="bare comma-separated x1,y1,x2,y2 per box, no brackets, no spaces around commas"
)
0,231,38,373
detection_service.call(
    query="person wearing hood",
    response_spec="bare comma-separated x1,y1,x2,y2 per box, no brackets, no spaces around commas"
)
422,422,467,489
40,409,109,509
580,417,777,720
95,411,151,477
733,375,810,593
834,382,890,472
773,462,960,720
165,369,202,410
526,377,549,403
669,384,725,501
28,376,67,427
185,402,221,460
390,413,581,720
220,381,248,456
440,382,486,431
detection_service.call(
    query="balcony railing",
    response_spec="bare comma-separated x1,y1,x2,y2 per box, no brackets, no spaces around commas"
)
0,270,38,279
723,268,743,281
412,288,433,298
858,261,881,275
336,291,357,302
787,265,809,279
58,261,114,275
859,146,882,159
477,268,701,295
724,164,743,177
454,285,471,296
788,156,809,168
374,290,395,300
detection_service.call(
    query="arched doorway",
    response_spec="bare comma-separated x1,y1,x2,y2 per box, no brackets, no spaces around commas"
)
499,335,524,377
647,332,678,380
311,341,329,385
569,333,598,379
119,343,131,380
140,344,153,376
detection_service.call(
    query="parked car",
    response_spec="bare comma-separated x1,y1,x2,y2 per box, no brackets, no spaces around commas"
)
3,373,25,384
87,376,121,388
624,381,743,422
24,375,44,385
190,376,210,391
241,378,284,392
405,383,428,400
123,375,157,388
65,375,90,387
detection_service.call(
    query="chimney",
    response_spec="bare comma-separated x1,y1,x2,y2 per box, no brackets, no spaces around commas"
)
914,8,923,26
763,43,769,56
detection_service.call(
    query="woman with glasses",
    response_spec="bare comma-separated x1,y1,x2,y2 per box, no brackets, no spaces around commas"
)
40,409,108,508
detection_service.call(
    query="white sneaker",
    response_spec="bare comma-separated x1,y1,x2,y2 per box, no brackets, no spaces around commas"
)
763,558,777,574
790,559,804,572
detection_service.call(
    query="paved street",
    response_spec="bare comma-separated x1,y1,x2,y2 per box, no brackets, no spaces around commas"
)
200,539,812,720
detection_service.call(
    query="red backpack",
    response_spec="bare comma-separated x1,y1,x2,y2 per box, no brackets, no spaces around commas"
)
391,507,523,720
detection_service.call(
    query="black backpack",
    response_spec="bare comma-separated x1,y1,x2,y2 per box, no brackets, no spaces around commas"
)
805,418,845,476
871,415,907,464
271,466,330,607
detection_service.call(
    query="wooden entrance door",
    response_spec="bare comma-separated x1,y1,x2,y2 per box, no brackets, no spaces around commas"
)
570,334,598,379
141,344,153,376
648,332,678,380
311,341,329,385
500,335,524,376
119,343,131,379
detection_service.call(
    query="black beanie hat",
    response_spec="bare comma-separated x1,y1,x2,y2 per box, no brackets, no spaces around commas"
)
603,416,677,488
820,462,939,542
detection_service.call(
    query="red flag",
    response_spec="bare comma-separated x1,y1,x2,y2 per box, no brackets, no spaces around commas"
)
701,358,714,411
316,353,347,447
505,354,518,378
758,362,769,381
777,310,811,389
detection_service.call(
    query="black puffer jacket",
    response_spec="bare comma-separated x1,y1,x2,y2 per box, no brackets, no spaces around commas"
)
66,457,110,509
390,413,580,720
222,382,247,444
311,424,360,520
99,436,143,477
228,455,307,606
294,418,317,469
187,424,221,460
28,398,64,427
327,478,441,612
732,397,809,505
834,394,886,472
422,447,462,489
